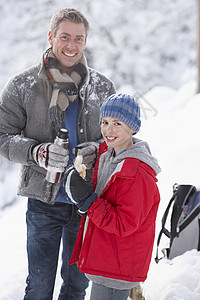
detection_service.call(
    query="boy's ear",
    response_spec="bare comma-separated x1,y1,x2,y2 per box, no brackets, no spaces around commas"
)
131,130,136,135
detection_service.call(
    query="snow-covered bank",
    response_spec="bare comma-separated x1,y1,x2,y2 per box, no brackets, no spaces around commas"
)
0,83,200,299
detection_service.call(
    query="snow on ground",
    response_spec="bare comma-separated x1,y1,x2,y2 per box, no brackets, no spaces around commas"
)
0,82,200,299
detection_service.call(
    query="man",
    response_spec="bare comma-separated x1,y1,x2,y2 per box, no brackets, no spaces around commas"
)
0,8,115,300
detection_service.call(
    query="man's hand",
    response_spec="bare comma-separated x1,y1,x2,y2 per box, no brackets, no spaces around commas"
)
32,143,69,171
74,142,98,169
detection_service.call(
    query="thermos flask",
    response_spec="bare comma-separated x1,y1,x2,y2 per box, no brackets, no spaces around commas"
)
45,128,69,183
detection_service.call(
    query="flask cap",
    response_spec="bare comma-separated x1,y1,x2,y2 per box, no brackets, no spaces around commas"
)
58,128,68,139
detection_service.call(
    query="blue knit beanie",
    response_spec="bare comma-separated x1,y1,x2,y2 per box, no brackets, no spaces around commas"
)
100,93,141,133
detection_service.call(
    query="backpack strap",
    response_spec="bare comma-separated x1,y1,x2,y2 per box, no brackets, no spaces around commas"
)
155,183,196,263
155,183,179,263
170,185,196,240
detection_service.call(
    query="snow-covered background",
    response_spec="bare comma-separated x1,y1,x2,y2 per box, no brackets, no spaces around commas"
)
0,0,197,93
0,0,200,299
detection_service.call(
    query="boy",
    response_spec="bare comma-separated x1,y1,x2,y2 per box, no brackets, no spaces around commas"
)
65,93,161,300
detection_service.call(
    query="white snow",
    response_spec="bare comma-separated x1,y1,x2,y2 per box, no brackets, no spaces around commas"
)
0,0,197,93
0,0,200,299
0,83,200,300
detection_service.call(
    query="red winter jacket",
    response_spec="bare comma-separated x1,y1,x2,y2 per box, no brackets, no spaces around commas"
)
69,142,160,282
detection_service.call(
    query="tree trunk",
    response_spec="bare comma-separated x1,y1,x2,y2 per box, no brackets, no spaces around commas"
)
197,0,200,93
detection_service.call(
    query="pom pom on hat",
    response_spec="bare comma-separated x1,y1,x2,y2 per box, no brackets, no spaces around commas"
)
100,93,141,133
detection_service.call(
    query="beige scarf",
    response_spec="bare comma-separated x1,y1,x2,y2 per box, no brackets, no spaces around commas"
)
45,48,88,111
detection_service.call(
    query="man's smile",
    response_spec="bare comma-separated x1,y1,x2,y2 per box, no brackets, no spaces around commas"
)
63,51,76,57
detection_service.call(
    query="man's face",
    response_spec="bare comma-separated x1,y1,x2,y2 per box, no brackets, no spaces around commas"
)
48,20,87,67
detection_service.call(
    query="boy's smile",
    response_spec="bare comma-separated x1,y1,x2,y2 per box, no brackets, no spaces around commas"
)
101,117,135,155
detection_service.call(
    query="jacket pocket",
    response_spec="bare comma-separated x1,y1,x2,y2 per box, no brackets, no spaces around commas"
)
18,165,60,204
20,165,30,189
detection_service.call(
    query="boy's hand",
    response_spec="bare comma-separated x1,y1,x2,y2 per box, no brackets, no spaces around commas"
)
64,166,97,215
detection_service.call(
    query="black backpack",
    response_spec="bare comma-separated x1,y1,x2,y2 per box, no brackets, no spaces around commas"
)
155,183,200,263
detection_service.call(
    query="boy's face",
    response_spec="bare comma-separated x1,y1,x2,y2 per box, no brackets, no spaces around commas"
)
101,117,135,156
48,20,87,67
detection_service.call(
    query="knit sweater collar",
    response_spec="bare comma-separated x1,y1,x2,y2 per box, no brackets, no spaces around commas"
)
102,138,161,176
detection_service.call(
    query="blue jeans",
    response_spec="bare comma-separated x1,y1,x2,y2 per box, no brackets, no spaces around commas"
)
24,199,89,300
90,282,130,300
